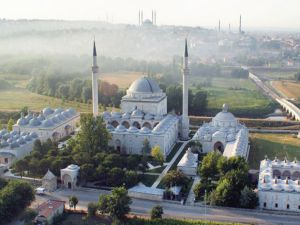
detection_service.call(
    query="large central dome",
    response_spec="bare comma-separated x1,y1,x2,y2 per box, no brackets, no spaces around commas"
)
128,77,161,93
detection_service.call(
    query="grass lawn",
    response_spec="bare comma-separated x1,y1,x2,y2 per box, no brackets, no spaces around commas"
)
248,133,300,169
166,142,183,162
0,88,92,112
189,76,273,115
147,166,166,174
140,174,159,187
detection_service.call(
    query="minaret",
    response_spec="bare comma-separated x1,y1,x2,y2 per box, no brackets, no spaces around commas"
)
92,40,99,117
218,20,221,32
181,39,190,140
239,15,242,34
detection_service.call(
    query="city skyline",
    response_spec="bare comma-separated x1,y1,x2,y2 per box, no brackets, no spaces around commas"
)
1,0,300,31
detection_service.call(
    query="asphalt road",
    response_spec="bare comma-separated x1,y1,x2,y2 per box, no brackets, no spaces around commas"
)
35,188,300,225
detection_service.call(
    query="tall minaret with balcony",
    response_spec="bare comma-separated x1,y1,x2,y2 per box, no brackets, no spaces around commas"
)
92,40,99,117
181,39,190,140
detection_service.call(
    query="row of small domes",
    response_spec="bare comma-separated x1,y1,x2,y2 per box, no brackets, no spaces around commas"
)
0,130,38,149
17,108,77,127
107,124,152,134
103,110,160,120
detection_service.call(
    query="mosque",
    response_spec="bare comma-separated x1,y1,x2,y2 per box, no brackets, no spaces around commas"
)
258,156,300,212
93,40,190,157
192,104,249,159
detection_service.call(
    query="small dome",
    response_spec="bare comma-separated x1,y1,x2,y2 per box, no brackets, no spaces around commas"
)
62,111,71,118
66,108,76,116
212,131,226,139
30,132,38,139
42,119,55,128
0,129,7,135
25,112,33,121
6,138,12,143
43,107,54,117
102,111,111,119
106,124,115,131
111,112,122,118
131,109,144,118
17,137,26,145
67,164,80,170
122,112,131,119
57,113,66,121
54,108,64,114
115,125,126,132
24,135,32,141
3,133,11,139
128,77,161,93
29,117,41,126
128,126,139,133
140,126,151,134
37,113,46,122
10,141,20,149
52,116,60,124
17,113,28,126
1,140,8,147
10,131,18,136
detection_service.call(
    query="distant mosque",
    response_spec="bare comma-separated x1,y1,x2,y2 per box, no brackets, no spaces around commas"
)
92,40,189,157
138,10,157,26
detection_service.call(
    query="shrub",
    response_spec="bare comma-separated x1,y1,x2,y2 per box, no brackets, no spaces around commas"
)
150,205,164,219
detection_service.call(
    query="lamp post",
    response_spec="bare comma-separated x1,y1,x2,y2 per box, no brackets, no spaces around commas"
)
204,189,207,220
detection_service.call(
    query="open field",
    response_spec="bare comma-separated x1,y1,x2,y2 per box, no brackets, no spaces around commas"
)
271,80,300,101
100,71,144,89
248,133,300,169
256,71,295,80
0,88,92,112
190,76,274,116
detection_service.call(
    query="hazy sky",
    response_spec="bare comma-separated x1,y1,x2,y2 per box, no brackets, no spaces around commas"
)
1,0,300,30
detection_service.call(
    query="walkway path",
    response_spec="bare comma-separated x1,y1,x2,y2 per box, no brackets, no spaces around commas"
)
151,140,190,188
186,176,200,205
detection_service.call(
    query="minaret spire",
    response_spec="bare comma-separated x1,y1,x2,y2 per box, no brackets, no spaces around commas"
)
92,40,99,117
181,39,190,140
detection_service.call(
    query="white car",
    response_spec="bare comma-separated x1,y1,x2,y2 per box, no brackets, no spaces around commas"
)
35,187,46,195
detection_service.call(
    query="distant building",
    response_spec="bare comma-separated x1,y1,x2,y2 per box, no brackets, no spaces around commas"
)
258,157,300,212
193,104,249,159
13,108,80,142
0,129,38,167
34,199,65,225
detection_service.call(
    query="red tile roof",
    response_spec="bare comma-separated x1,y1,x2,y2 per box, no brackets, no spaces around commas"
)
37,199,65,218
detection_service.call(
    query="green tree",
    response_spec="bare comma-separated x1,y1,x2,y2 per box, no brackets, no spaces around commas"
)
69,195,79,209
107,167,124,187
217,156,249,176
124,170,138,188
87,202,98,217
162,170,189,188
21,208,38,225
239,186,258,209
150,205,164,219
190,90,207,115
151,145,164,166
199,151,223,182
14,159,28,177
7,118,14,132
75,114,110,156
80,163,95,183
98,187,132,220
141,138,151,155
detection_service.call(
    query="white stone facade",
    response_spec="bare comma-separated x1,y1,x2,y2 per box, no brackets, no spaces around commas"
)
103,77,179,157
258,157,300,212
193,104,249,159
60,164,80,190
0,129,38,167
13,108,80,142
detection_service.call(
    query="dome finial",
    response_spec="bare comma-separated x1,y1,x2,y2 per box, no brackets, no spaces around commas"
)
222,103,228,112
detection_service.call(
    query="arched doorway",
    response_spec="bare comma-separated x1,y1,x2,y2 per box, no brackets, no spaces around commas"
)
115,139,121,152
282,170,291,179
52,132,60,142
214,141,224,153
153,122,159,128
132,121,141,129
273,170,281,179
111,120,119,128
142,122,152,129
122,121,130,129
64,124,72,136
